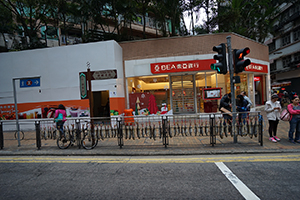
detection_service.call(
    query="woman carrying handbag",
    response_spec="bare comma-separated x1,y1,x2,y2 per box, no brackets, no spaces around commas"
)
265,94,282,142
287,95,300,143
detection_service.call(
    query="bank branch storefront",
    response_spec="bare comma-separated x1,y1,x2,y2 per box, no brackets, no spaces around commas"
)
125,57,269,115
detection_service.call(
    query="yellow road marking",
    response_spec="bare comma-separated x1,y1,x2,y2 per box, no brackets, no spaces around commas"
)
0,155,300,164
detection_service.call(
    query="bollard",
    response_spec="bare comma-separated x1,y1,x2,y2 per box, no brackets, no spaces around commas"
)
0,122,3,149
35,121,41,150
76,119,81,149
210,114,216,147
259,112,263,146
117,117,123,148
162,116,169,148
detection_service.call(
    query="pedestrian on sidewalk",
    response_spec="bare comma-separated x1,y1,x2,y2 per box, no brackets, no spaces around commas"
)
54,104,67,135
287,95,300,143
236,94,248,124
280,93,290,109
240,91,252,111
219,93,232,122
265,94,281,142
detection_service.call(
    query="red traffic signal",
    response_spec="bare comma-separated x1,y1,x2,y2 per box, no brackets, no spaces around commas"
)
234,47,251,74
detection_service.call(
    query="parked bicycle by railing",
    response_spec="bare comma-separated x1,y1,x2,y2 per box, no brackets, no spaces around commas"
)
57,121,82,149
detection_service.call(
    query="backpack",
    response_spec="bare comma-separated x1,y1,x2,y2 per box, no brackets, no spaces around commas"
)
280,109,290,121
54,113,63,122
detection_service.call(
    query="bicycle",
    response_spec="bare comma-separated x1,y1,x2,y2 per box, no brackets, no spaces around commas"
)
81,123,98,150
56,124,81,149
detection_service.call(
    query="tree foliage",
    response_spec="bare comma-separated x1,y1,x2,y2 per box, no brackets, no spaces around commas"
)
215,0,284,43
0,0,290,51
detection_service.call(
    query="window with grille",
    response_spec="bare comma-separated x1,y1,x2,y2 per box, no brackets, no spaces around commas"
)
268,42,275,52
294,28,300,42
282,56,292,68
294,52,300,63
270,62,277,71
282,34,291,46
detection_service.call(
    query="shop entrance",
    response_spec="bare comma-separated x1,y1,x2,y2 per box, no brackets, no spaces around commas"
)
92,90,110,118
170,75,196,114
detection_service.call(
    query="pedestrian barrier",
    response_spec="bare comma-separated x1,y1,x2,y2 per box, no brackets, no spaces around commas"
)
0,111,263,150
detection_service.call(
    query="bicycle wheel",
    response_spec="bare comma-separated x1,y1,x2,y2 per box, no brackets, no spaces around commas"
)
14,131,24,140
56,132,71,149
81,131,98,150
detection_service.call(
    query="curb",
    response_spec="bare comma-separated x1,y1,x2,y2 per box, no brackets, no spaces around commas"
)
1,148,300,157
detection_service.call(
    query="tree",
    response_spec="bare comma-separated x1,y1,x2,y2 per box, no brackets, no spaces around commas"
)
135,0,152,39
0,2,15,50
0,0,56,49
183,0,204,35
214,0,284,43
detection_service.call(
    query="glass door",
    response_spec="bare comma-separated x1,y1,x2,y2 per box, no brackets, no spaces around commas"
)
171,75,195,114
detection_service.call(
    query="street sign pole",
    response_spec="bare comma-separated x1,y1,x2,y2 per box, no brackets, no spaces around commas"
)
87,62,93,119
12,76,41,147
12,79,21,147
226,36,237,143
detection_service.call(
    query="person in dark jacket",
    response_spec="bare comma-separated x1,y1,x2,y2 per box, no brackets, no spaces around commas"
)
220,93,232,119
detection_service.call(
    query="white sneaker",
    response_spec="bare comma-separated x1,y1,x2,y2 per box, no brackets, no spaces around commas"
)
269,137,277,143
273,136,280,141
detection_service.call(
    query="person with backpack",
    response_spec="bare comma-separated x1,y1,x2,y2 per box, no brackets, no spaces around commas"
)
54,104,67,135
236,94,248,124
265,94,282,143
240,91,252,111
287,95,300,143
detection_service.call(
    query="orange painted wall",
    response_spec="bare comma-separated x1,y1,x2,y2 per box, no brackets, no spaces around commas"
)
110,97,125,114
0,99,89,115
1,98,126,118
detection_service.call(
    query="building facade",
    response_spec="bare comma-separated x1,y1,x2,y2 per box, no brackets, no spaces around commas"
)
266,2,300,93
0,33,269,120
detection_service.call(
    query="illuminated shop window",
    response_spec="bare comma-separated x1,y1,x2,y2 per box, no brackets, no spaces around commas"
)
226,74,248,97
127,75,170,114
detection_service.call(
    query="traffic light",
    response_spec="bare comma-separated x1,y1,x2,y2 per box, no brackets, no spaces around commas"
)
210,43,227,74
233,47,251,74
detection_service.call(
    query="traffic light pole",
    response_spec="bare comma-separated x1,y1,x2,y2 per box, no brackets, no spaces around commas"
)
226,36,237,143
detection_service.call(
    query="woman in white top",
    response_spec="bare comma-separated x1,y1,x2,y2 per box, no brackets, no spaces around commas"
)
265,94,282,142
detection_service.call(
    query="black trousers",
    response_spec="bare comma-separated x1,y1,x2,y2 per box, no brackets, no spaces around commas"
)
268,119,279,137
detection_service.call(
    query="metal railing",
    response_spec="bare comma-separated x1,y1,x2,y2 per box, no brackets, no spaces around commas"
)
0,111,263,150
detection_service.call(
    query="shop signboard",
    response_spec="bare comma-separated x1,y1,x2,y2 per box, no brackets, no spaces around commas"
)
150,59,215,74
245,63,268,73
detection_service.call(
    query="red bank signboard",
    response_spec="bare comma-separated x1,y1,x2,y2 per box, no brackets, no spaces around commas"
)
245,63,268,73
150,60,268,74
150,59,215,74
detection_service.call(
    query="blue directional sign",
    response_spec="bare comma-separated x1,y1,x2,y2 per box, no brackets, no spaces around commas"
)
20,78,40,88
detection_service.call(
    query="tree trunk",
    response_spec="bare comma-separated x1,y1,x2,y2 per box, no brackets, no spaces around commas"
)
143,14,146,39
1,32,8,50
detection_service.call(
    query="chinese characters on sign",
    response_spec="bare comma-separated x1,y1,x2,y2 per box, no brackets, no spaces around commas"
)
79,70,117,99
79,73,87,99
150,60,215,74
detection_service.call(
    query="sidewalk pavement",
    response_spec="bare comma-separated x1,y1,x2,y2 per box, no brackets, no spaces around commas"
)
1,111,300,156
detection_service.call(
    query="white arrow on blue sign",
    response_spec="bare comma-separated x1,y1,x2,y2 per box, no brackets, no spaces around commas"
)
20,78,40,88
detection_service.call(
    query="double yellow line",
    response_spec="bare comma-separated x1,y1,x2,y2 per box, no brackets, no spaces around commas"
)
0,154,300,164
